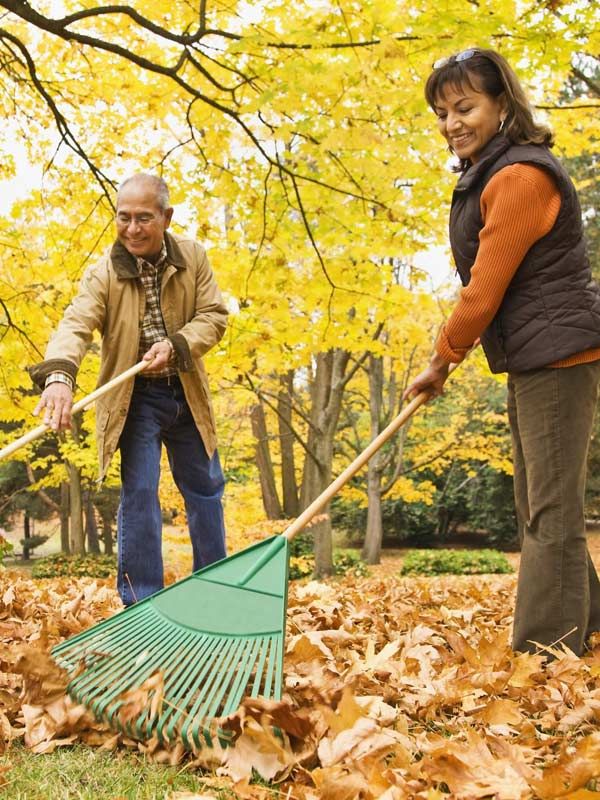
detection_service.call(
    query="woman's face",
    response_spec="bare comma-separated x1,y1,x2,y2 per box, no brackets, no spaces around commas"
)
433,78,506,164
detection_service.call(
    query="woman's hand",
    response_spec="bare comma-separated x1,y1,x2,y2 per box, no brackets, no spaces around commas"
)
403,354,451,403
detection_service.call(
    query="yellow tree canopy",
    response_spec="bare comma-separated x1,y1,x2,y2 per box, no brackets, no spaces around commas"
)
0,0,597,498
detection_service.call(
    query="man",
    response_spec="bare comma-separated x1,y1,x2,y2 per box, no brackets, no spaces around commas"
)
30,173,228,605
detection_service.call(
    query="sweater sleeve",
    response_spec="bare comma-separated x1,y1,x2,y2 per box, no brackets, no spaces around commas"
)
436,163,561,363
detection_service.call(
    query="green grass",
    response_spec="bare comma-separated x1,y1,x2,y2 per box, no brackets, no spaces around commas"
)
0,742,237,799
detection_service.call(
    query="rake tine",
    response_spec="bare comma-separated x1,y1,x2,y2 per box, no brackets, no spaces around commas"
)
202,636,251,721
179,637,243,750
104,622,202,732
154,632,216,744
220,635,264,717
144,631,221,742
261,634,279,700
80,616,179,722
250,632,272,697
129,628,205,740
171,636,235,749
53,603,148,668
67,609,168,712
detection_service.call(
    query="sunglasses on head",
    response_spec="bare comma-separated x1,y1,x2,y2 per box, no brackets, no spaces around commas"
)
433,48,479,70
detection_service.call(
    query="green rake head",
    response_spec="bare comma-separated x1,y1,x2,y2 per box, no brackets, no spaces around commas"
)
52,536,289,751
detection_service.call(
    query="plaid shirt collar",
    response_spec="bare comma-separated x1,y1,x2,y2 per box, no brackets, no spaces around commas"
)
135,241,168,274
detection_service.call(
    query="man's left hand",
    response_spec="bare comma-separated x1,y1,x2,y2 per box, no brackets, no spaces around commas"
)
142,340,174,374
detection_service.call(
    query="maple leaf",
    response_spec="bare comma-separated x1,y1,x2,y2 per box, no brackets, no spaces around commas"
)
218,717,296,782
532,732,600,797
421,728,532,799
508,651,546,688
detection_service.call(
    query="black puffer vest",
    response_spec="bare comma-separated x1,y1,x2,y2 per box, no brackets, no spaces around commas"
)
449,135,600,373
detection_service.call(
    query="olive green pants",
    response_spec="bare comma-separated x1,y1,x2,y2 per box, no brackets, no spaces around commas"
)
508,361,600,656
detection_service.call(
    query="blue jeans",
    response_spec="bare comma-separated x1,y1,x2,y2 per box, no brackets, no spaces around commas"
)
117,375,226,606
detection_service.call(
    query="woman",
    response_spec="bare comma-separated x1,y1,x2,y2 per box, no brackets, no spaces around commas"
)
404,48,600,656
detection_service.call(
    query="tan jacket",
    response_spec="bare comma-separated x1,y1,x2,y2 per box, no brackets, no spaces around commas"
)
30,232,228,479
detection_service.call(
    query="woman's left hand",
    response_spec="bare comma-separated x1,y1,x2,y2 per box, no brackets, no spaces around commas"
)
403,356,451,403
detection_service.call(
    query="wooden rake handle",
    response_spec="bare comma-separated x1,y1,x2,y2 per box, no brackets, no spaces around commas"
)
282,359,465,542
0,360,151,461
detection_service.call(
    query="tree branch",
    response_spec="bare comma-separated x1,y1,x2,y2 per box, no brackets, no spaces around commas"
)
0,28,115,203
244,373,320,466
571,66,600,97
0,0,392,211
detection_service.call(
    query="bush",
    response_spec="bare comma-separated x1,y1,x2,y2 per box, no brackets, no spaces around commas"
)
289,554,313,580
333,549,369,578
288,546,368,580
0,534,13,566
20,534,49,556
400,548,513,577
31,553,117,579
289,531,313,559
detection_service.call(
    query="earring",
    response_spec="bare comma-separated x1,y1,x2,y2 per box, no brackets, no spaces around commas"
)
499,117,506,133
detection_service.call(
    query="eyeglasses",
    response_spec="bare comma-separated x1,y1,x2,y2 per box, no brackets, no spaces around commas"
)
433,48,479,70
116,213,159,227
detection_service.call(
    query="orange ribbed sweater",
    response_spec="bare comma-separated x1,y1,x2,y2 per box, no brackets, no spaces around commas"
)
436,163,600,369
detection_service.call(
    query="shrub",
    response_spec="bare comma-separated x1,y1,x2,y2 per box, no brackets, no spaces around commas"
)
333,549,369,578
20,534,49,556
31,553,118,579
0,535,13,566
288,547,368,580
289,531,314,559
288,554,314,580
400,548,513,577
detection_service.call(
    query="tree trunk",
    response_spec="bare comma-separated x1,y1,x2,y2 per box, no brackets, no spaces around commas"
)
300,349,351,578
60,481,70,554
66,419,85,555
22,512,31,561
85,492,100,553
67,463,85,555
362,355,385,564
100,511,114,555
278,371,299,517
250,402,283,519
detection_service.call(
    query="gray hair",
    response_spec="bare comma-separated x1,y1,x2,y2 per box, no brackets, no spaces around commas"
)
118,173,171,211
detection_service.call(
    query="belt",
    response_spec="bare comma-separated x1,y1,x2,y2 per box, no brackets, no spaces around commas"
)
135,373,180,387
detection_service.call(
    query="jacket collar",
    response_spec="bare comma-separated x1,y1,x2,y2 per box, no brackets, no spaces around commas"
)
110,231,188,279
454,134,512,193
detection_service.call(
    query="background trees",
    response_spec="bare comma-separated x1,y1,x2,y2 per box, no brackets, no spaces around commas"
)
0,1,598,572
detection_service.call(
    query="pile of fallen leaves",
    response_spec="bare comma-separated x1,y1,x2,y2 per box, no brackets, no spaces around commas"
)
0,568,599,799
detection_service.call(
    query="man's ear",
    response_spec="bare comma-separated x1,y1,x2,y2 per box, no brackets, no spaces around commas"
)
164,207,174,228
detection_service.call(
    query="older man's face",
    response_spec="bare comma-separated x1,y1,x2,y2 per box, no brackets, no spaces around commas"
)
116,182,173,260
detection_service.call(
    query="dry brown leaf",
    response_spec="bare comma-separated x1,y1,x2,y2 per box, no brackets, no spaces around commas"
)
476,697,523,725
532,732,600,798
0,562,598,798
310,765,372,800
421,727,532,799
323,687,366,735
115,670,165,728
218,717,295,782
508,650,546,687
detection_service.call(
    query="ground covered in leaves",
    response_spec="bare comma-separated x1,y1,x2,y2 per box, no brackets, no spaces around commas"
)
0,559,599,799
